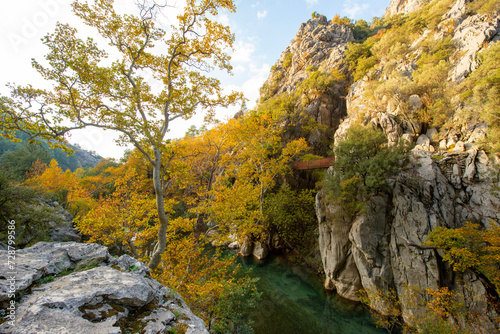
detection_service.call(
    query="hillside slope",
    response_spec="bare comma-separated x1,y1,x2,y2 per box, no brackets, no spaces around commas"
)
259,0,500,330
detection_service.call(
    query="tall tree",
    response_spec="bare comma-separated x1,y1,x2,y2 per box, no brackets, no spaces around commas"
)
0,0,240,269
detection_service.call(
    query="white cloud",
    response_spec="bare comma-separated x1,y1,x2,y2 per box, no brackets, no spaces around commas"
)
257,10,267,20
342,1,370,18
233,65,247,73
305,0,318,5
231,41,255,63
242,63,272,109
223,63,270,112
217,13,230,27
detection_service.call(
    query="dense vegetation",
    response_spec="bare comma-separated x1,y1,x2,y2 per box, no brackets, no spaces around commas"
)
0,132,101,181
1,0,500,332
325,125,408,220
340,0,500,155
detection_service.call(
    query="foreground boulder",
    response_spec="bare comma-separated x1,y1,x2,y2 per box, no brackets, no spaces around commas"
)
0,242,208,334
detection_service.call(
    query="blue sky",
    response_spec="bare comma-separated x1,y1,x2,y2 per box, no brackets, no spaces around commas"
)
218,0,390,109
0,0,390,159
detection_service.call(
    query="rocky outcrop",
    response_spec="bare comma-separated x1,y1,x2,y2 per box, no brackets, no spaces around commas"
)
69,144,103,169
265,15,353,96
259,15,353,155
316,189,361,300
317,146,500,328
451,15,500,82
384,0,427,16
0,242,208,334
252,242,269,260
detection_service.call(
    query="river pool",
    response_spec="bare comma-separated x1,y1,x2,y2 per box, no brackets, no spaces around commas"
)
238,254,386,334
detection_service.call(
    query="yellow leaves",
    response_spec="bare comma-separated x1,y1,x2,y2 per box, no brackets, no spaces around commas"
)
154,234,244,323
75,161,157,254
427,221,500,295
425,287,459,318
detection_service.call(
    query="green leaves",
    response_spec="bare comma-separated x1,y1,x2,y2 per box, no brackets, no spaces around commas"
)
326,125,407,217
263,184,316,253
460,42,500,154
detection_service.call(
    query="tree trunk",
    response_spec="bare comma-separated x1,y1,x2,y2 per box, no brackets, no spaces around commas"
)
193,213,206,241
148,148,169,270
127,238,140,259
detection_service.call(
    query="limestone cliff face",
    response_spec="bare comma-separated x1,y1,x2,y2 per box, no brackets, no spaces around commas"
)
262,14,353,96
259,0,500,329
317,147,499,328
259,15,353,155
312,0,500,329
384,0,427,17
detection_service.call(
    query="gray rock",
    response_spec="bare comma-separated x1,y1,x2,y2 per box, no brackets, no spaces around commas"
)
451,14,500,82
401,133,415,144
0,242,209,334
439,139,447,151
259,14,353,146
316,190,362,300
252,242,269,260
316,144,500,327
239,237,253,257
349,196,393,313
379,113,403,141
463,149,477,184
227,241,240,249
112,254,150,276
0,242,110,303
467,122,488,143
426,128,438,143
49,226,82,243
451,164,463,188
142,309,176,334
416,134,430,147
408,95,422,112
385,0,427,16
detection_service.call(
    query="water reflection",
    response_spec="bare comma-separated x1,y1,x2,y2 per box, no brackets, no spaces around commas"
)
238,254,386,334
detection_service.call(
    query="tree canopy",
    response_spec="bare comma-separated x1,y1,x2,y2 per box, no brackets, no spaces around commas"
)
0,0,241,269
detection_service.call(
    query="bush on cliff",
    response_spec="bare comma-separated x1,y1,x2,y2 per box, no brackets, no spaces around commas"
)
325,125,408,218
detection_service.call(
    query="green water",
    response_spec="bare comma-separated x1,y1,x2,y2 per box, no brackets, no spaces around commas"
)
239,255,386,334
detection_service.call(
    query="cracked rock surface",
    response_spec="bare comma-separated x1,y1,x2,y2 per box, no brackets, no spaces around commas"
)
0,242,208,334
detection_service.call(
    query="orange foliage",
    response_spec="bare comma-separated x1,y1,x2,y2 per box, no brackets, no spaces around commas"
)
198,112,309,243
75,164,157,259
427,222,500,294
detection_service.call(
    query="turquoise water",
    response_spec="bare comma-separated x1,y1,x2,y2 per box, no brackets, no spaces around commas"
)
239,255,386,334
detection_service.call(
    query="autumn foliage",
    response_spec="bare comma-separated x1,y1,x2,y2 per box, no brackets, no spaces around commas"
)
427,222,500,295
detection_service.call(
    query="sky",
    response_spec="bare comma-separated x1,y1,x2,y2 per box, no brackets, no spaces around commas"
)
0,0,390,160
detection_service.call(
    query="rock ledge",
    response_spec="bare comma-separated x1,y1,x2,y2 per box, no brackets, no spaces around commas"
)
0,242,208,334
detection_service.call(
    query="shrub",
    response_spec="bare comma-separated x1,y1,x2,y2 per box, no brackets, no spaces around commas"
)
0,170,63,247
345,40,379,81
460,42,500,154
283,52,293,69
264,184,316,254
325,125,408,217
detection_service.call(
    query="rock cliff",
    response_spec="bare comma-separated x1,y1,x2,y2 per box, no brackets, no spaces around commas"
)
0,242,208,334
384,0,427,17
259,0,500,329
314,0,500,329
317,146,499,329
258,15,353,155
